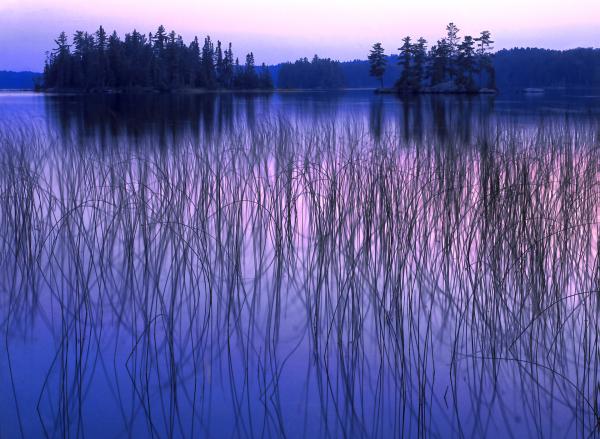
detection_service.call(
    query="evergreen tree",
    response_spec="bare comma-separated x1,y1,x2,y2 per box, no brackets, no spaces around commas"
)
446,23,460,57
124,30,152,87
152,25,168,88
368,42,387,88
201,36,216,88
412,37,428,89
475,30,495,89
457,35,476,90
73,31,96,89
243,52,258,88
445,22,460,82
189,37,201,86
233,57,241,87
48,31,71,88
165,31,182,88
215,41,225,86
259,63,274,89
397,36,414,91
222,43,234,88
153,25,167,53
95,26,108,88
429,39,450,86
107,31,123,87
71,31,86,87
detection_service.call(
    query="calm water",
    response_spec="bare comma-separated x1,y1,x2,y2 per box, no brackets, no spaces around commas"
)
0,90,599,438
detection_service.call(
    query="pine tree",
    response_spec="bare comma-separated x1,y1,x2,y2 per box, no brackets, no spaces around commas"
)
152,25,168,88
215,41,224,87
446,23,460,57
189,37,201,86
259,63,274,89
429,39,450,86
475,30,495,89
412,38,427,89
107,31,123,87
445,22,460,82
397,36,414,91
244,52,258,88
201,36,216,88
222,43,234,88
72,31,96,89
153,25,167,53
457,35,476,90
71,31,86,87
166,31,181,88
368,42,387,89
234,57,240,88
49,31,71,88
95,26,108,88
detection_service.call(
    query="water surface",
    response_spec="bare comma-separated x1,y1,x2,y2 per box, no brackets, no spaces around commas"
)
0,90,599,438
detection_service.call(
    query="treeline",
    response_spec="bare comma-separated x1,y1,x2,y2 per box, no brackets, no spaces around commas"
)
368,23,495,93
494,47,600,88
43,26,273,91
277,56,344,89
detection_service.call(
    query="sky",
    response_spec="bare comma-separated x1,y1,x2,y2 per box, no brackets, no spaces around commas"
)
1,0,599,71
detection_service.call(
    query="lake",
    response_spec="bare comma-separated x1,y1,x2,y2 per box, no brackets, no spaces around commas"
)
0,89,599,438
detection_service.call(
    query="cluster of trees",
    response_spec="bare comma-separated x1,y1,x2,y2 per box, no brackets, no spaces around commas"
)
369,23,496,93
277,56,344,89
43,26,273,91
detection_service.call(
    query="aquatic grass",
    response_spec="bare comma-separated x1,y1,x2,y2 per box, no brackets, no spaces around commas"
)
0,115,598,438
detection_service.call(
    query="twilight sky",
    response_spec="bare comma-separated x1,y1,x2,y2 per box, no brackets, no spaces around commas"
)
2,0,599,71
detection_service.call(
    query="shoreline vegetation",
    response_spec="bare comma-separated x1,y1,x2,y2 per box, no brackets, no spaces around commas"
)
369,23,497,94
30,22,599,94
40,22,497,95
42,25,274,92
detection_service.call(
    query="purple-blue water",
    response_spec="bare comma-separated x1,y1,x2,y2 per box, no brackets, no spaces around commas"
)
0,90,599,438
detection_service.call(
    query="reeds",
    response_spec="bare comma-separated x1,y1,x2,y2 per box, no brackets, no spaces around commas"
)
0,115,599,438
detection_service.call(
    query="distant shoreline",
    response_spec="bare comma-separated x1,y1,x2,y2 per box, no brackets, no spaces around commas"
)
34,87,374,94
375,87,498,95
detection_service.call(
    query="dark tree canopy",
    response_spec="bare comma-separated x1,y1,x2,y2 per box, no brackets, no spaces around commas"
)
368,43,387,88
493,47,600,88
39,24,600,93
43,26,273,91
371,23,497,93
277,56,344,89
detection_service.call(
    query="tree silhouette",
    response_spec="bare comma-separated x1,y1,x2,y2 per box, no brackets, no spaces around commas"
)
412,37,427,89
396,36,414,91
475,30,495,88
367,23,497,93
42,26,273,91
368,42,387,88
278,56,344,89
457,35,476,90
445,22,460,81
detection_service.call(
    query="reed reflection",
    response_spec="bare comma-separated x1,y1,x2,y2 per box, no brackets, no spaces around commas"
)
0,96,599,438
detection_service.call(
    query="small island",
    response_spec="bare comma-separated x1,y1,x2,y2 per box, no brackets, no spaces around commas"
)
42,26,274,92
368,23,497,94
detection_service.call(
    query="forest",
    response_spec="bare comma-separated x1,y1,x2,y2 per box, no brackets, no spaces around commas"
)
42,26,273,91
276,56,344,89
494,47,600,88
33,23,600,92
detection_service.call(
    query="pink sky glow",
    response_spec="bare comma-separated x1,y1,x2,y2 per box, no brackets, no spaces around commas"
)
1,0,599,71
